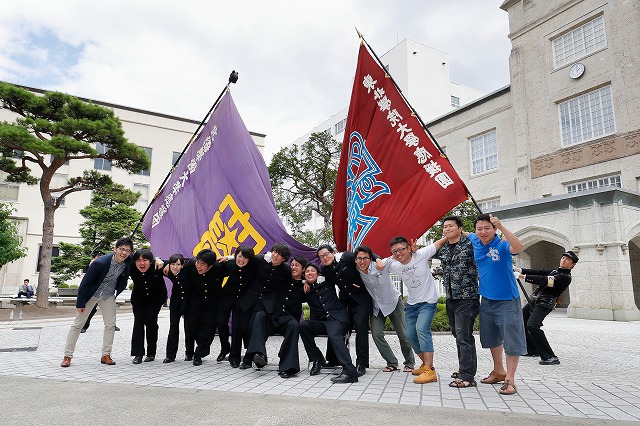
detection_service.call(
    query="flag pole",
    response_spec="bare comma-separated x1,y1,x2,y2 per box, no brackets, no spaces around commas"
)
355,30,483,214
130,70,239,238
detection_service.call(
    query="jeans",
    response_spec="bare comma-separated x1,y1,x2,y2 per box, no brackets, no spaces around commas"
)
405,302,437,354
446,298,479,382
370,297,415,368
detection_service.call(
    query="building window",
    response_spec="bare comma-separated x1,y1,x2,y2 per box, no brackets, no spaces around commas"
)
37,245,60,272
172,151,182,167
470,130,498,175
50,154,69,166
559,85,615,147
133,183,150,210
0,172,19,201
566,175,620,193
135,147,152,176
51,173,68,206
553,15,606,68
451,96,460,108
94,143,112,171
335,118,347,134
478,198,500,212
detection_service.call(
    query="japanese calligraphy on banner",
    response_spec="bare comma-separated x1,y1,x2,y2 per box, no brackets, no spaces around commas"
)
142,90,317,261
333,43,469,256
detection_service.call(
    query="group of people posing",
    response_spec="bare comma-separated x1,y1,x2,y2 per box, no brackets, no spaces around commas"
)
59,214,578,393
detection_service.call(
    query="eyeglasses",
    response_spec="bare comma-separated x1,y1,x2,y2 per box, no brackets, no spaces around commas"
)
318,253,332,259
355,257,370,262
116,247,132,254
391,246,408,255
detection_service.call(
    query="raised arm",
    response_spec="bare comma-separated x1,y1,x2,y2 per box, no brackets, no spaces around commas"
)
490,214,523,254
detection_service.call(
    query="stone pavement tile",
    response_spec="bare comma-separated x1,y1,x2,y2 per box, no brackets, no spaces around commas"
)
597,407,640,421
379,396,400,404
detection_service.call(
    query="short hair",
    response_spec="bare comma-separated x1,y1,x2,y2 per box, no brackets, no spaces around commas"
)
133,248,153,261
354,245,374,260
316,244,334,255
91,250,105,259
196,249,217,266
442,216,463,228
168,253,185,265
389,236,409,247
235,244,255,260
291,255,309,268
270,242,291,261
115,237,134,251
24,278,29,283
474,214,495,229
304,263,321,274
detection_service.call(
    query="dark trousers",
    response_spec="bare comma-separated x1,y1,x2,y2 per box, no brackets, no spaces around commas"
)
446,298,479,383
83,305,99,330
523,303,555,359
299,318,357,377
228,307,252,364
131,306,161,357
165,300,193,359
325,304,368,367
17,291,33,298
243,310,300,373
189,304,217,358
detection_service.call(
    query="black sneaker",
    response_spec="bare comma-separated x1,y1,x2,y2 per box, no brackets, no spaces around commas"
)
132,356,142,364
193,357,203,366
539,357,560,365
253,353,267,369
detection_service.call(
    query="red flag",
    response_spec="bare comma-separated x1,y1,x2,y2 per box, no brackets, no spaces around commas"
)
333,43,469,256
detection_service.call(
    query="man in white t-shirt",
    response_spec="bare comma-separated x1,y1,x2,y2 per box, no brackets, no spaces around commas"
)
381,236,445,384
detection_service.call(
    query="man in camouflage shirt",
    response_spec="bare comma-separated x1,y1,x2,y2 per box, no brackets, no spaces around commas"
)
433,216,480,388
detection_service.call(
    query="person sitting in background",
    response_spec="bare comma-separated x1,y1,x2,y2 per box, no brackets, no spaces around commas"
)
17,279,35,298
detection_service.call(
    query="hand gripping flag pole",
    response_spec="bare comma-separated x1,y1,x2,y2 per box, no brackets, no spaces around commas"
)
130,70,239,239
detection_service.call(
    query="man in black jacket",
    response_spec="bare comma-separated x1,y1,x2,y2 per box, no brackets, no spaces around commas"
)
299,263,358,384
317,245,372,376
515,250,578,365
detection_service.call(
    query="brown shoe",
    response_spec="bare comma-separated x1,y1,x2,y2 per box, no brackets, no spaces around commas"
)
60,356,71,367
480,370,506,384
411,364,429,376
413,366,437,384
100,355,116,365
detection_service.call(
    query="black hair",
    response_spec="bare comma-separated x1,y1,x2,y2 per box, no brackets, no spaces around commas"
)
354,245,374,260
270,242,291,261
474,214,495,229
316,244,334,255
291,255,309,268
115,237,134,251
442,216,463,228
304,263,321,274
91,250,105,258
168,253,185,265
133,248,153,261
389,236,409,247
24,278,29,283
236,244,255,260
196,249,217,266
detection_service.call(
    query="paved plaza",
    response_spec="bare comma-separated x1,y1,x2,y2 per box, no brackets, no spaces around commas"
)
0,308,638,424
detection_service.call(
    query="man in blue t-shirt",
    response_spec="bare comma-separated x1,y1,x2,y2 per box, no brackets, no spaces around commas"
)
467,214,525,396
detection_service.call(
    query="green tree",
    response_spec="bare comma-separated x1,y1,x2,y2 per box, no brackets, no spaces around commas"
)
0,203,27,267
52,183,148,285
0,83,150,308
268,132,341,247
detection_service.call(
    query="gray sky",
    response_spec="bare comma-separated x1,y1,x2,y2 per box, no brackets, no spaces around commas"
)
0,0,511,161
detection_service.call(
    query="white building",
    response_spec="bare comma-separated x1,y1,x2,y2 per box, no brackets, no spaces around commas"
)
0,87,265,294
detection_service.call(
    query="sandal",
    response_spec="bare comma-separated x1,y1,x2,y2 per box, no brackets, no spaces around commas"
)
480,370,506,384
499,380,517,395
382,366,399,372
402,366,413,373
449,378,477,388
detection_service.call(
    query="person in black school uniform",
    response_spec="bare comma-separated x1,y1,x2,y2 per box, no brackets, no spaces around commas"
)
162,253,194,363
238,243,300,378
299,263,359,384
216,245,258,367
183,249,223,366
130,249,168,364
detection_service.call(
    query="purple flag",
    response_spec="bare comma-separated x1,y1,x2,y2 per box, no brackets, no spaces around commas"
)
142,90,317,262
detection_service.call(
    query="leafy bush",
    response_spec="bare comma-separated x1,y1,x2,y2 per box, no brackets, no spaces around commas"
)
57,283,70,289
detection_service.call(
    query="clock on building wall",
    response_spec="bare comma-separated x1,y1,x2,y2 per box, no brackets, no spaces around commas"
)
569,63,585,79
